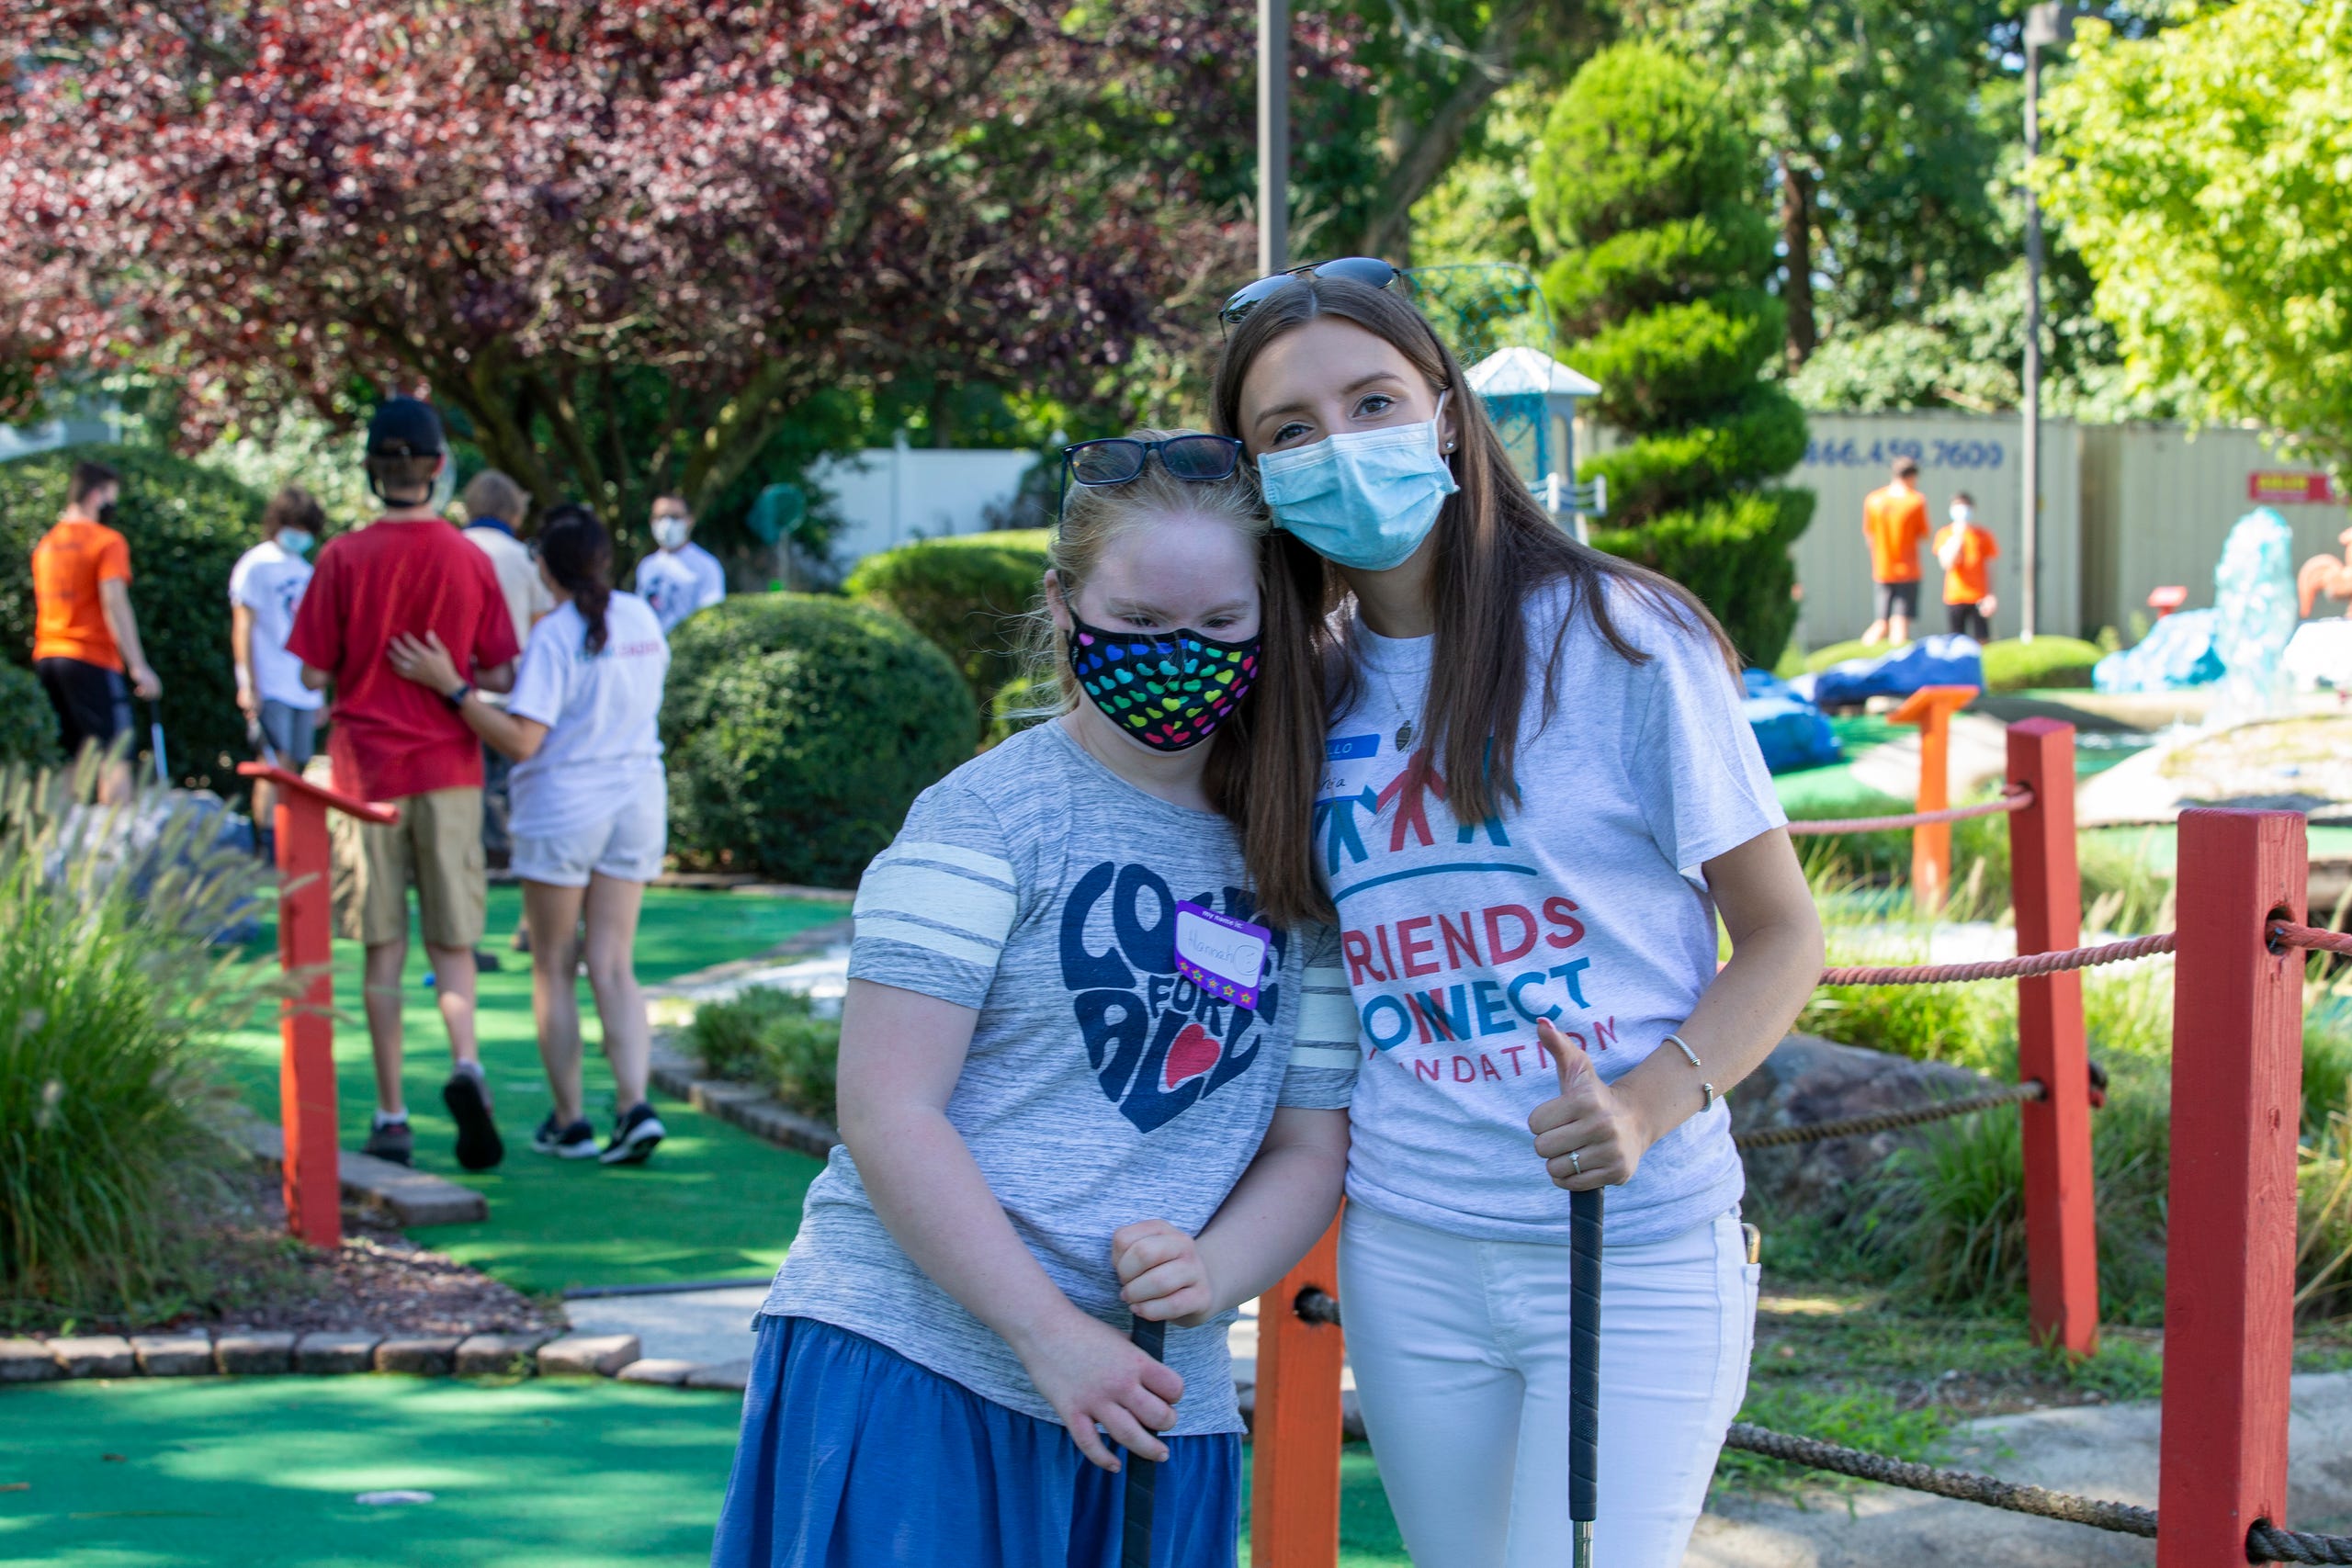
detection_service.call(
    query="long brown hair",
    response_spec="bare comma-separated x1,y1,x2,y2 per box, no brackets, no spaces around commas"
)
1209,276,1736,829
1011,431,1332,927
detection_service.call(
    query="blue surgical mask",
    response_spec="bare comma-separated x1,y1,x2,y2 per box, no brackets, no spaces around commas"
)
1256,394,1459,572
277,528,314,558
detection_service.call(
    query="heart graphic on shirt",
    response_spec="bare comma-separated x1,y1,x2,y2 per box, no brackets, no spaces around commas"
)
1161,1022,1221,1089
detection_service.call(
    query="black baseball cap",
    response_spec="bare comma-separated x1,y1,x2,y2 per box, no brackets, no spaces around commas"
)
367,397,447,458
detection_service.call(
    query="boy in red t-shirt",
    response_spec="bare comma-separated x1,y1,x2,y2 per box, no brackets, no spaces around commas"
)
287,399,520,1171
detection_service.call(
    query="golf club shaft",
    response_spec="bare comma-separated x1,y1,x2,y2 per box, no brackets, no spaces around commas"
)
147,699,168,789
1120,1316,1166,1568
1570,1186,1602,1568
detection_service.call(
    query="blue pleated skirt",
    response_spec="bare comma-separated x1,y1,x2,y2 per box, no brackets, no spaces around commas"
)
709,1314,1241,1568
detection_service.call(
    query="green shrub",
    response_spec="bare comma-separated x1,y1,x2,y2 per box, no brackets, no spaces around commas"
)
0,445,265,794
844,530,1050,721
662,593,973,887
686,986,842,1125
1803,637,1883,674
1531,42,1813,669
0,663,58,769
1981,636,2103,693
0,766,274,1313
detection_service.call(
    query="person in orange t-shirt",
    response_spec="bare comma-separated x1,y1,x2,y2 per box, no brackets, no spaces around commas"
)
1860,456,1930,645
31,459,161,801
1935,490,2000,641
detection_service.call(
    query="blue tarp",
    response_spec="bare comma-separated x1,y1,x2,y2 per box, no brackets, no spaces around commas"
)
1742,669,1842,774
1792,636,1986,709
2092,608,2222,694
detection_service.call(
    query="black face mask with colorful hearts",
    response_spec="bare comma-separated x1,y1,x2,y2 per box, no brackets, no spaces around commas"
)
1065,615,1260,752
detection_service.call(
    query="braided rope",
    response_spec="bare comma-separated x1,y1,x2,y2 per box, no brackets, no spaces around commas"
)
1787,788,2035,838
2250,1522,2352,1565
1723,1423,2157,1535
1733,1081,2045,1149
1822,931,2177,987
2274,921,2352,958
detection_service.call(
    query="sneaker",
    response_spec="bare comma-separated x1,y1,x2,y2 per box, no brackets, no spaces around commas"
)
360,1117,413,1168
600,1101,665,1167
473,950,503,974
532,1113,598,1159
510,923,532,953
442,1064,505,1171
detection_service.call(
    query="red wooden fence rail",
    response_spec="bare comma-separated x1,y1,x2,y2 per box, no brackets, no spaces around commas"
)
2157,807,2306,1568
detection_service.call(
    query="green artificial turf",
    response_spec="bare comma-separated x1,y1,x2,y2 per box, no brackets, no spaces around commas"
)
217,887,841,1293
0,1379,1411,1568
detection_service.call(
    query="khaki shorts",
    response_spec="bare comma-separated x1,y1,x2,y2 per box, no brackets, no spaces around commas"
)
331,786,489,949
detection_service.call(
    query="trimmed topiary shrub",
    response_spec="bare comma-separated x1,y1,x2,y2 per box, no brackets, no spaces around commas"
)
1982,636,2102,693
687,986,842,1125
1531,43,1814,668
662,594,974,887
844,530,1050,722
0,445,264,793
0,663,58,770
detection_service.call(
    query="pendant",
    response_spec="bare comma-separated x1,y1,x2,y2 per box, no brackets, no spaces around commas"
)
1396,722,1415,750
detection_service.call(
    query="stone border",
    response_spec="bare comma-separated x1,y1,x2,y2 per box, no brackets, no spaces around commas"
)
0,1329,707,1387
645,1036,842,1161
220,1108,489,1227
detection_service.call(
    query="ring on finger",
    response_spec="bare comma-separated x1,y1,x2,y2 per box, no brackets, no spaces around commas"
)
1568,1148,1582,1176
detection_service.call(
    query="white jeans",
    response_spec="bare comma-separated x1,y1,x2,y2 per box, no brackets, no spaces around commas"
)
1339,1203,1758,1568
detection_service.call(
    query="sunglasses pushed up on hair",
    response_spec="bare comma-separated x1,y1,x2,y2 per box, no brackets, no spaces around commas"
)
1217,256,1399,328
1057,434,1244,513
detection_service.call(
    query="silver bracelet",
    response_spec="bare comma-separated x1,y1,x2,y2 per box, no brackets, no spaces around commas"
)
1663,1032,1702,1069
1701,1081,1716,1114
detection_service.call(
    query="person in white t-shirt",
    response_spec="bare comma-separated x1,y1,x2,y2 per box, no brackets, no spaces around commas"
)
1214,269,1826,1568
633,493,727,634
461,469,557,882
229,486,326,858
386,503,672,1168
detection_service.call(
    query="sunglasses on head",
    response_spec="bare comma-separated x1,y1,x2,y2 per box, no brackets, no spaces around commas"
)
1218,256,1399,328
1058,434,1244,512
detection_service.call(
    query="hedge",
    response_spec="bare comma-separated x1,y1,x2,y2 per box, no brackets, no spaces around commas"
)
0,446,264,793
0,663,58,770
843,530,1050,722
686,986,841,1125
662,593,973,887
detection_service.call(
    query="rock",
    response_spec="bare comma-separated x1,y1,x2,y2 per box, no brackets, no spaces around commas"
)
49,1336,136,1378
130,1335,214,1377
536,1335,641,1378
215,1331,298,1374
296,1331,382,1374
374,1337,465,1376
455,1333,549,1377
0,1338,62,1382
615,1358,698,1387
1731,1033,2000,1220
683,1359,752,1392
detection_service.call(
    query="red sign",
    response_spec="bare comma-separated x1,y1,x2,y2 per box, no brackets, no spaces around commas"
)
2246,470,2339,504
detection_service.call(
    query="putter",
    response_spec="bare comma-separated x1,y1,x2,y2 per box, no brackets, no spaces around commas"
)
1570,1187,1602,1568
1120,1315,1166,1568
147,698,169,789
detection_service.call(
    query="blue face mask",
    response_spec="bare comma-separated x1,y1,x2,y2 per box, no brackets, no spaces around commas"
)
277,528,314,557
1256,394,1459,572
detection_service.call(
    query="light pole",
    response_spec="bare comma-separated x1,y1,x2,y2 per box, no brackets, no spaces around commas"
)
1260,0,1289,273
2020,1,2070,644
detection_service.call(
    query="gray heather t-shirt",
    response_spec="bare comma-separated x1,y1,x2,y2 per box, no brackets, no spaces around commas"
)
760,720,1360,1436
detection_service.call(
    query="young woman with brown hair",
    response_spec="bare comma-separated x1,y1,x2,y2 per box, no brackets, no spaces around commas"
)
707,433,1355,1568
1211,265,1826,1567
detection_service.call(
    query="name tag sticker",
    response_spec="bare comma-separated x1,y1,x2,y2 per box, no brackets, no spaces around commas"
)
1317,733,1382,804
1173,901,1272,1011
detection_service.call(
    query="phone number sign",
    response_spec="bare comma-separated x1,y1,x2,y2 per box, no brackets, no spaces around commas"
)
1804,436,2007,470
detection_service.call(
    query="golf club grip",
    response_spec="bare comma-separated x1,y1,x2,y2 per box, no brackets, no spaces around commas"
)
1119,1316,1167,1568
1569,1187,1603,1525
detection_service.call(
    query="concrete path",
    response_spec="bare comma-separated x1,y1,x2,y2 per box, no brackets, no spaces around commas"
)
563,1285,768,1370
1691,1371,2352,1566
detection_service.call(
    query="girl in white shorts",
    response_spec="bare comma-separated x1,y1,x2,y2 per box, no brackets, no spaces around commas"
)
388,502,673,1166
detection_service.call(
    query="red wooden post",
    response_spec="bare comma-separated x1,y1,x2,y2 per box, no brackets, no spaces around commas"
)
1250,1215,1344,1568
239,762,397,1249
2158,808,2306,1568
2006,717,2099,1355
1892,684,1979,912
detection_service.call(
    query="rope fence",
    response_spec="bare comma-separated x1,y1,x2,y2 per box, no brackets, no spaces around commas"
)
1724,1424,2352,1564
1821,931,2177,987
1786,787,2034,837
1732,1081,2046,1149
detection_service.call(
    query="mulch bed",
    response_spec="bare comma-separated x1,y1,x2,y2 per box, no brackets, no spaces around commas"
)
6,1168,559,1340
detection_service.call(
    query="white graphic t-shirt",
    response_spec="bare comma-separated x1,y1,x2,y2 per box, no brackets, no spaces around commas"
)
633,542,726,634
227,539,322,710
504,592,669,837
1320,580,1784,1247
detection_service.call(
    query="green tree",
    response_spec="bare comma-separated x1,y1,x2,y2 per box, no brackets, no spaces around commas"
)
2041,1,2352,474
1531,41,1813,665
